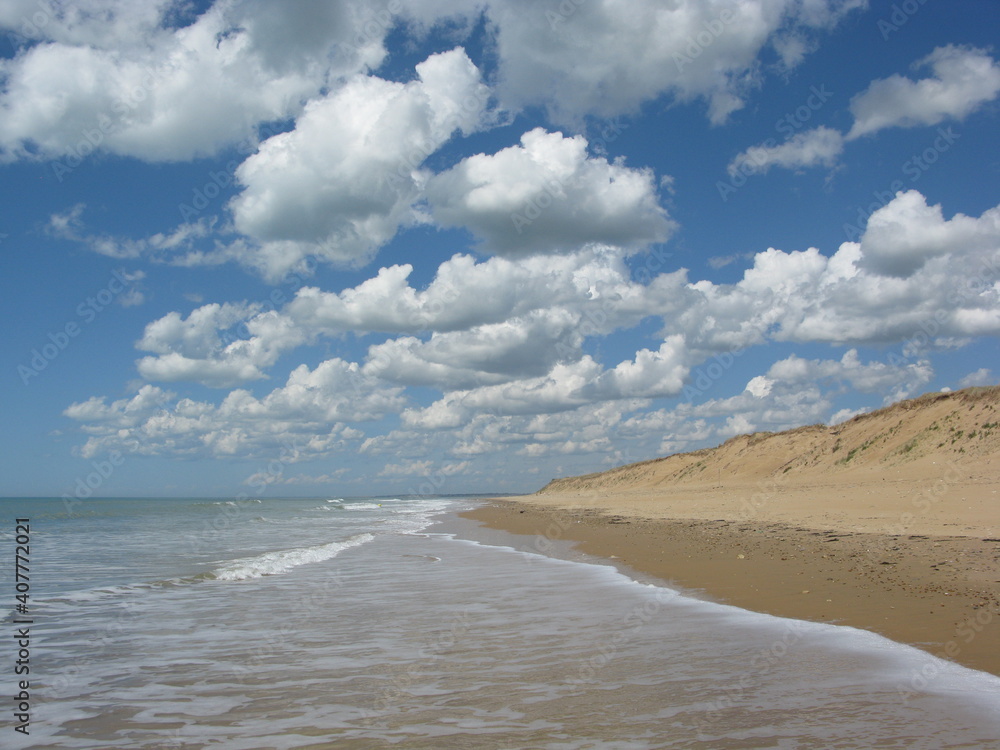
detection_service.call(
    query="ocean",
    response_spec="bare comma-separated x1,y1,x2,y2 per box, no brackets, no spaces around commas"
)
2,495,1000,749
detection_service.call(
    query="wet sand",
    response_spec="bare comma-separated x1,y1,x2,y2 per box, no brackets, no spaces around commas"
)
463,485,1000,679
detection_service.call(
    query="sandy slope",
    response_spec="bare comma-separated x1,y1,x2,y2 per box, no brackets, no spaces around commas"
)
533,386,1000,538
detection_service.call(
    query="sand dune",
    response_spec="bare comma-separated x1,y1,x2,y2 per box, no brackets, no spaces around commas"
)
541,386,1000,500
525,386,1000,539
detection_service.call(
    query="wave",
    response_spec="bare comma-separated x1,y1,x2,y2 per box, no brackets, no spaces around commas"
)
33,534,375,605
341,502,384,511
209,534,374,581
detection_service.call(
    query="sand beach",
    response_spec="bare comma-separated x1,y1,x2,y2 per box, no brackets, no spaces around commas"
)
465,387,1000,678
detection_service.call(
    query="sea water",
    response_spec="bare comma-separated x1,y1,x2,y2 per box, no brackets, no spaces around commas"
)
2,496,1000,749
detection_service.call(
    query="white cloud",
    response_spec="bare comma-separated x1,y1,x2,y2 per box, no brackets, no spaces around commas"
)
64,383,175,424
401,357,605,429
123,190,1000,412
131,245,672,388
441,460,472,476
64,186,1000,467
586,336,689,400
226,47,491,280
389,400,641,464
745,375,772,398
484,0,864,125
426,127,674,256
708,253,752,270
22,2,868,283
720,413,756,437
727,126,844,175
728,46,1000,178
958,368,995,389
363,307,583,389
858,190,1000,278
0,0,176,47
847,45,1000,139
64,359,404,459
0,0,389,162
666,192,1000,349
138,303,259,358
378,459,434,477
399,336,688,431
276,471,350,485
765,349,934,404
48,204,215,261
135,302,302,387
242,471,281,487
281,247,658,336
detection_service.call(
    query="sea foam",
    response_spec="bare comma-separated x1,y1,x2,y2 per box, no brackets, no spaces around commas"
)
210,533,374,581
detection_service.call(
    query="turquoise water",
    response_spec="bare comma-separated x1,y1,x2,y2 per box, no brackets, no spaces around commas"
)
2,496,1000,749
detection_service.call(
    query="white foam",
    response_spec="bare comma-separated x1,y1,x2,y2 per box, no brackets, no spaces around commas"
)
210,533,374,581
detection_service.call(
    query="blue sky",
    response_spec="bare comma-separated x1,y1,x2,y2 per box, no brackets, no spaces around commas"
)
2,0,999,499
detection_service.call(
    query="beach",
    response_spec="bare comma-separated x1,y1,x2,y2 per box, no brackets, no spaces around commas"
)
464,388,1000,679
464,474,1000,680
6,495,1000,747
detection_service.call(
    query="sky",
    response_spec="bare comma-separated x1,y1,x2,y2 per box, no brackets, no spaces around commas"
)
2,0,999,499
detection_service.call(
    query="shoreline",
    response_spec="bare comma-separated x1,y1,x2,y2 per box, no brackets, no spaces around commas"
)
462,490,1000,679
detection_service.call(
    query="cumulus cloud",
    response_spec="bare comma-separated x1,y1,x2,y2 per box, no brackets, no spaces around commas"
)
363,308,584,389
397,343,931,455
745,375,772,398
135,302,302,387
667,192,1000,349
66,188,1000,466
1,0,176,47
376,457,475,479
282,247,663,336
858,190,1000,278
400,357,606,430
426,128,674,256
399,336,688,432
958,368,995,389
763,349,934,404
847,45,1000,139
728,46,1000,178
64,359,404,459
128,190,1000,408
263,470,349,486
1,0,868,169
20,1,867,281
585,336,689,400
133,245,674,388
366,399,641,468
0,0,389,162
378,459,434,477
727,126,844,175
226,47,491,280
484,0,864,124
